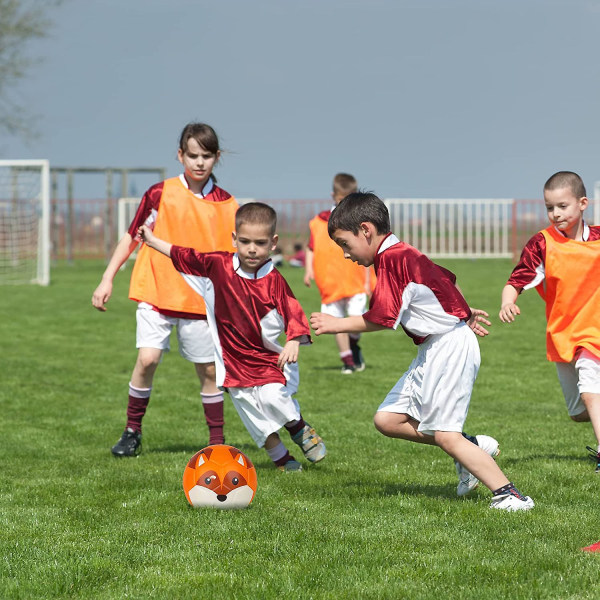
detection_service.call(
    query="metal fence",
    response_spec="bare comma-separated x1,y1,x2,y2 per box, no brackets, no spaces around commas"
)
51,196,561,262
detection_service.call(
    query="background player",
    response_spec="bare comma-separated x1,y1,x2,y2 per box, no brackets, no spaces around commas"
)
304,173,374,373
311,192,534,511
499,171,600,471
92,122,238,457
138,202,327,471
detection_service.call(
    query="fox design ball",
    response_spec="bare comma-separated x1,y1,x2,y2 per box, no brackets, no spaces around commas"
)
183,445,258,509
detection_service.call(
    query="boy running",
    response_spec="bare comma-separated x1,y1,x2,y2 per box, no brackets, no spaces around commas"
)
311,192,534,511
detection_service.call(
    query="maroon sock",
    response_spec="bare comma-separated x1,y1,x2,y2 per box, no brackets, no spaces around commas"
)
273,450,296,467
341,355,355,367
126,395,149,433
285,417,306,437
202,394,225,445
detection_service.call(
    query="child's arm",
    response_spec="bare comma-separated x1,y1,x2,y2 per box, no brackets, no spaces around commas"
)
303,247,315,287
499,284,521,323
138,225,172,257
277,339,301,369
310,313,387,335
91,233,139,312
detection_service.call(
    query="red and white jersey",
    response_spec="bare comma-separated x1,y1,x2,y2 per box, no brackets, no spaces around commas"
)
170,248,311,389
507,223,600,291
363,234,471,345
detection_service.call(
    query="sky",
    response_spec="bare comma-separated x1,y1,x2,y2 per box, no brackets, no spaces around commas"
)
5,0,600,201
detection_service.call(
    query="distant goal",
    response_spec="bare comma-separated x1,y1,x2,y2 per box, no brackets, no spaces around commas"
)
0,160,50,285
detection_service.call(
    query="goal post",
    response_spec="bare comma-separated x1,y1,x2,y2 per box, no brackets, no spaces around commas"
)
0,159,50,285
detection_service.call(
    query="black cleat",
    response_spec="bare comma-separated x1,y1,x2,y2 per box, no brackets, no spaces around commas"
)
350,339,365,372
586,446,600,472
111,427,142,457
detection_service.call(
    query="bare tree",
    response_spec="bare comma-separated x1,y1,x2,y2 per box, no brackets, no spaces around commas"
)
0,0,59,137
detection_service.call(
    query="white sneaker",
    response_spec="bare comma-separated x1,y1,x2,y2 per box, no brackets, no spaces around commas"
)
489,493,535,512
456,435,500,497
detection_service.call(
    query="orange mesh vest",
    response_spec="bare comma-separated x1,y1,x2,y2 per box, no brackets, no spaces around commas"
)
539,226,600,362
129,177,238,314
309,215,375,304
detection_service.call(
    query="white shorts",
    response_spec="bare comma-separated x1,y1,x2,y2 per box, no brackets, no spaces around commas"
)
135,303,215,364
377,322,480,435
555,349,600,417
228,383,301,448
321,293,367,318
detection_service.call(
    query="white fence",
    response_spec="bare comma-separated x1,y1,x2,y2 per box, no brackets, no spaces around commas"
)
385,198,514,258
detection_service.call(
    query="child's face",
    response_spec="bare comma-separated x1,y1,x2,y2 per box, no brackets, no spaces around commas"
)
330,226,375,267
178,137,220,187
232,222,278,273
544,186,588,239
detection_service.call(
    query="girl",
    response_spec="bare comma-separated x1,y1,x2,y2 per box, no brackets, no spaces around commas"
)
92,123,239,456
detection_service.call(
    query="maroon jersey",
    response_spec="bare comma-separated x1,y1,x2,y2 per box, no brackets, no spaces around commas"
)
363,234,471,345
507,223,600,291
170,248,311,389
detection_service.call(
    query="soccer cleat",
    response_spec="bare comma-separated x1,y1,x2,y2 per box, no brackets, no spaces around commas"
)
111,427,142,457
456,434,500,496
341,364,355,375
586,446,600,473
350,340,365,372
278,459,303,472
291,424,327,463
489,493,535,512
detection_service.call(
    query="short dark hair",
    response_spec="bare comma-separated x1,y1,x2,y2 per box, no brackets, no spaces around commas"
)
332,173,358,196
328,191,391,237
235,202,277,236
544,171,586,198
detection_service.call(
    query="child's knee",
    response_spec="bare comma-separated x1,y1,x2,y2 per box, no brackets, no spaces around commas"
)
433,430,461,452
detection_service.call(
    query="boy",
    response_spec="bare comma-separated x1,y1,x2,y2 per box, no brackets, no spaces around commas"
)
304,173,374,374
139,202,327,471
499,171,600,470
310,192,534,511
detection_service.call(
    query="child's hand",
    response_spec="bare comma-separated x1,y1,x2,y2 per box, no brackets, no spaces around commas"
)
278,340,300,369
138,225,155,245
303,271,313,287
499,303,520,323
310,312,339,335
467,308,491,337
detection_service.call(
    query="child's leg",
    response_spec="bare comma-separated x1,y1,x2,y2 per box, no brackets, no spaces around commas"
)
434,431,508,491
264,432,302,471
335,332,356,372
582,392,600,450
373,411,436,445
127,346,162,431
111,346,161,457
178,318,224,445
195,362,225,445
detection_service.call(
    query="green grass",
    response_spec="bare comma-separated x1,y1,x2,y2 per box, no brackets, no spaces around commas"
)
1,259,599,599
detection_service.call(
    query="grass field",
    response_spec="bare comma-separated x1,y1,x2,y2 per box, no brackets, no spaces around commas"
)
1,258,599,599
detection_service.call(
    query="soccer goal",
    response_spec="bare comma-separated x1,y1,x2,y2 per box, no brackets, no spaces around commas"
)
0,160,50,285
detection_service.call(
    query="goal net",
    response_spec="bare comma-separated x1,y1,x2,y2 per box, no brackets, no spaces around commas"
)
0,160,50,285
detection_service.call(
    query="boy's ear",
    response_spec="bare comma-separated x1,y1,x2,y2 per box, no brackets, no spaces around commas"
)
271,233,279,251
231,231,238,248
360,222,372,237
580,196,589,211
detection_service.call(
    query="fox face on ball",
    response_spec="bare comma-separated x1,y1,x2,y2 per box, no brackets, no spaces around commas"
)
183,444,257,509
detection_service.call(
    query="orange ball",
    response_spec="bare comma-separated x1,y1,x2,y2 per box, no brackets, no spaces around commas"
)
183,444,257,509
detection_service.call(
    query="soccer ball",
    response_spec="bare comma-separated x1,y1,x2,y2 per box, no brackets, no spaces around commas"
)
183,444,257,509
